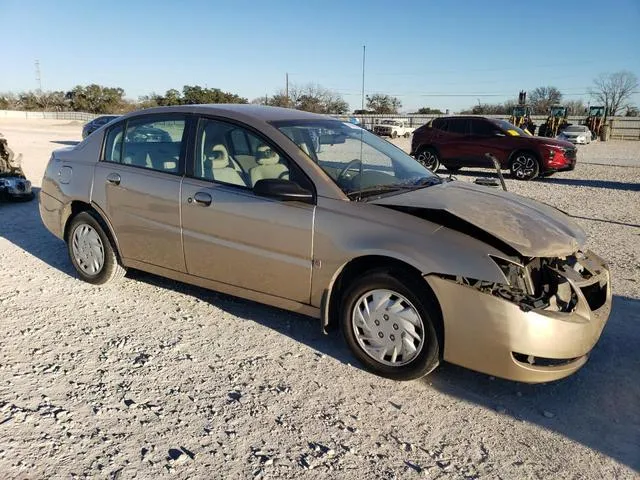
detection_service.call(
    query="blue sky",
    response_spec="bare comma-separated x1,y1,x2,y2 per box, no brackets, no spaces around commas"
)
3,0,639,112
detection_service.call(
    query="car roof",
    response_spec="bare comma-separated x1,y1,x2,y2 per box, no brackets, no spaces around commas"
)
119,104,330,123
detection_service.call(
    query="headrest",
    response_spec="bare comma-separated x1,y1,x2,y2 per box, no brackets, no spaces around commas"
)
208,144,229,169
256,145,280,165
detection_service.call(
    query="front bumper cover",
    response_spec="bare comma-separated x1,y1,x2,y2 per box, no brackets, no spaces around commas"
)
425,249,611,383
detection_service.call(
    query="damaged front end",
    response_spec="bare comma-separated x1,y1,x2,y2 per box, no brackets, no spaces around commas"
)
426,249,611,383
448,251,609,315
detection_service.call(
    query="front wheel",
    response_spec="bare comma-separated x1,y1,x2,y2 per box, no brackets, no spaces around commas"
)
403,132,411,138
510,153,540,180
391,131,398,139
340,271,441,380
416,147,440,172
67,211,127,285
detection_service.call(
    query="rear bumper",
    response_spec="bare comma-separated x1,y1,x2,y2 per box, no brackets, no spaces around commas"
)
39,190,65,240
425,250,611,383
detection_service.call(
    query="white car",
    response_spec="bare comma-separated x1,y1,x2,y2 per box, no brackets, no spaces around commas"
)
373,119,415,138
557,125,592,145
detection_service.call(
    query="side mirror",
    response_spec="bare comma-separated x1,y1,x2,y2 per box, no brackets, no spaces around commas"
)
253,179,314,203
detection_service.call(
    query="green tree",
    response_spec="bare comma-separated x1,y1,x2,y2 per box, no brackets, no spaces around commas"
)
65,84,125,113
415,107,443,114
366,94,402,114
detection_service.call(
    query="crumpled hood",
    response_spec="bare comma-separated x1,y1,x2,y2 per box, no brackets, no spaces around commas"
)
372,181,586,258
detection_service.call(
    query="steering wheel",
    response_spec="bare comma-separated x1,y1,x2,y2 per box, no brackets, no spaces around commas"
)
337,159,362,182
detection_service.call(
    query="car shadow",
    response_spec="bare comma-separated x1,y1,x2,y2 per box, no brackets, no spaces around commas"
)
50,140,80,146
542,177,640,192
0,194,358,369
426,294,640,471
1,196,638,470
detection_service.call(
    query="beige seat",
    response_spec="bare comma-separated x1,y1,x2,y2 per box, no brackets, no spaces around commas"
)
204,144,246,186
249,145,289,187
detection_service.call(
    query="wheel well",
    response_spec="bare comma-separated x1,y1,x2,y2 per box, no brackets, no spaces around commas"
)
325,255,444,350
64,201,122,261
415,144,439,156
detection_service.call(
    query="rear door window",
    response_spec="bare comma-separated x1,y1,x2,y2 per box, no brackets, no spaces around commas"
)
447,118,470,135
121,116,186,174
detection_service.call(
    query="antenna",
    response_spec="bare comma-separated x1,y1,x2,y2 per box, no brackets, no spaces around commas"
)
35,60,42,92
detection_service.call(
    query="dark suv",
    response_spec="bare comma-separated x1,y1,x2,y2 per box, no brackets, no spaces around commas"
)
82,115,120,139
411,116,577,180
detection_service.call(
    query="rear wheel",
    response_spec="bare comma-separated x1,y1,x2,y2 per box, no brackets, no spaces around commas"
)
403,132,411,138
510,152,540,180
391,131,398,139
66,211,126,285
416,147,440,172
340,271,441,380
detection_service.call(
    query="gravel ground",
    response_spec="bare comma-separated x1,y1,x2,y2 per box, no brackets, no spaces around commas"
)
0,120,639,479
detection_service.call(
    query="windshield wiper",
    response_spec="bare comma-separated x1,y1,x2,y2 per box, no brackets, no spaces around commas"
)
348,177,442,201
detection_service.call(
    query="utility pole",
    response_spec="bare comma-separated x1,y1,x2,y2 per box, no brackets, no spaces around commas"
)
285,72,289,107
35,60,42,93
361,46,366,112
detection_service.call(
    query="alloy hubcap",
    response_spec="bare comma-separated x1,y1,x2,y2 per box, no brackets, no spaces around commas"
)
417,151,438,170
71,224,105,275
512,155,536,179
352,289,425,366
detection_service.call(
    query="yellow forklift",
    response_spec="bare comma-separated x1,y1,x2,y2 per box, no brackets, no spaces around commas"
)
585,106,606,141
509,91,535,134
537,105,569,138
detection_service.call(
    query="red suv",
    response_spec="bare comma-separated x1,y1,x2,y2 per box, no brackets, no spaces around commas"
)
410,116,577,180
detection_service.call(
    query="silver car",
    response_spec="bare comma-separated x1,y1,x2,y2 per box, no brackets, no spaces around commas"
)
557,125,592,144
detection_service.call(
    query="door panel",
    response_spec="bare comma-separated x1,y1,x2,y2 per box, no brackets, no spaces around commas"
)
92,163,185,271
181,178,314,303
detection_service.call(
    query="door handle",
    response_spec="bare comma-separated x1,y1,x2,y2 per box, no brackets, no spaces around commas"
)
192,191,212,207
106,173,121,185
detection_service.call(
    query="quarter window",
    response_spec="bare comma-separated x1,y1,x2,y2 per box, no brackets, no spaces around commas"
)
103,124,124,163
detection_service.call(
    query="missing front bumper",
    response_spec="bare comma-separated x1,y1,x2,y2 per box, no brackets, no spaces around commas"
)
425,250,611,383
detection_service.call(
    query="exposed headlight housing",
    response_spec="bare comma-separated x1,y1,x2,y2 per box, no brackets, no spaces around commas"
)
490,256,534,294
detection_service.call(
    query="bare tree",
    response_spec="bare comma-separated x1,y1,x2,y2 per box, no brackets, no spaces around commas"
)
563,99,587,115
529,86,562,114
589,71,639,116
366,94,402,114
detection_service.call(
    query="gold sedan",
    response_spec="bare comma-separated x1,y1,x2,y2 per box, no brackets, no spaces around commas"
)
39,105,611,382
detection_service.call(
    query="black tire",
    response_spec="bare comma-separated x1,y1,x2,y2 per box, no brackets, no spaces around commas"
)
415,147,440,172
509,152,540,181
403,132,410,138
340,270,442,381
391,131,398,139
444,165,462,173
66,211,126,285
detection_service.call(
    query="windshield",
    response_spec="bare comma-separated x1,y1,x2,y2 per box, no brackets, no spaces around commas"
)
274,119,438,199
381,120,400,125
492,119,531,136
